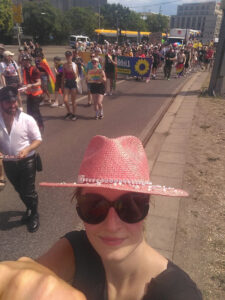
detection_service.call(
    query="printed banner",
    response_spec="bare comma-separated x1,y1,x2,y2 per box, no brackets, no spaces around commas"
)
79,52,105,65
117,56,153,77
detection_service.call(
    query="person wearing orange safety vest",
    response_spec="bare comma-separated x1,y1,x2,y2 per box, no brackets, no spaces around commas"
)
22,54,44,131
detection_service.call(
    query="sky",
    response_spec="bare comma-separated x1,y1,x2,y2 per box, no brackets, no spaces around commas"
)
108,0,220,15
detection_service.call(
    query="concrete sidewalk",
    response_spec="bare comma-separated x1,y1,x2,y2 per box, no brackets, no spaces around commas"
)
144,71,209,259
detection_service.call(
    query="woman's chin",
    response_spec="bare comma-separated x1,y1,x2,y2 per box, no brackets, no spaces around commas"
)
96,244,136,263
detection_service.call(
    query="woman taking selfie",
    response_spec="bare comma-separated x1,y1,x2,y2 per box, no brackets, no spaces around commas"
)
0,136,202,300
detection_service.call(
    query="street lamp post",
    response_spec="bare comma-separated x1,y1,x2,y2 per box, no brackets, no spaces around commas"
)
98,0,101,29
208,0,225,96
115,10,119,43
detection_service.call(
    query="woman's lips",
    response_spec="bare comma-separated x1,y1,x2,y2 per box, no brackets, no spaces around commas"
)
99,236,126,246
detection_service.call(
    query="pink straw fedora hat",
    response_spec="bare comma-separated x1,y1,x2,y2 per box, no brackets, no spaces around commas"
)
40,135,188,197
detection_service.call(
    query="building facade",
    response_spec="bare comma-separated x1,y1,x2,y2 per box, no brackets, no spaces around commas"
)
170,1,222,44
49,0,107,12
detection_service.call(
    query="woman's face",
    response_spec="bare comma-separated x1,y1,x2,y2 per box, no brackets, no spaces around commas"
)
66,55,72,62
91,60,98,68
5,55,12,62
81,187,145,263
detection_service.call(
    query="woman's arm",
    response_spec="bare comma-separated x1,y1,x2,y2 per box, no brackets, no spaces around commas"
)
0,74,6,87
0,257,86,300
101,70,107,83
112,56,117,66
36,237,75,283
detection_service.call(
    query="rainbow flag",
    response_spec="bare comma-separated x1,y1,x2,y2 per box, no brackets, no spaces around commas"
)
176,63,184,76
39,58,56,93
87,69,103,83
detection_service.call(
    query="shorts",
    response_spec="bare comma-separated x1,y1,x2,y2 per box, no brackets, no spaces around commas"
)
55,75,62,92
153,63,159,69
41,75,48,89
65,79,77,90
90,83,105,95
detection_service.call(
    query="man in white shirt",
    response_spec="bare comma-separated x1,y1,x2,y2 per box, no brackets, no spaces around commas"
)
0,86,42,232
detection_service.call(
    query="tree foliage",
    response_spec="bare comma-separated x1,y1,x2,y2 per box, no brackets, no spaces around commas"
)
0,0,14,42
100,4,146,31
0,1,170,44
22,0,59,44
65,7,98,38
145,14,170,33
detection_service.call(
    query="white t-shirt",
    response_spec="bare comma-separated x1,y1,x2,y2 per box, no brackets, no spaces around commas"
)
0,110,42,159
0,61,19,77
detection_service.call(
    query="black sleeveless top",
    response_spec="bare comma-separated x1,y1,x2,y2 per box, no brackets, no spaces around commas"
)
64,230,203,300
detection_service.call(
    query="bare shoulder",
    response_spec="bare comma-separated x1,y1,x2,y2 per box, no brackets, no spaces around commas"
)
36,237,75,283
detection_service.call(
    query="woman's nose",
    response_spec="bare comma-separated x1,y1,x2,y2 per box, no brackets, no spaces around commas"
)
103,207,122,231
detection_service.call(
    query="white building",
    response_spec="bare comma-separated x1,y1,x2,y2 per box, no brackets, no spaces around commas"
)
170,1,223,44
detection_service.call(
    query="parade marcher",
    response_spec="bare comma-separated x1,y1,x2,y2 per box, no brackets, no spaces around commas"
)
35,51,52,105
62,51,79,121
176,48,186,78
152,46,160,80
0,44,5,63
104,49,117,96
87,57,106,119
22,54,44,131
204,46,214,70
85,53,102,106
184,47,191,75
0,51,23,109
0,86,42,232
51,56,64,108
72,50,85,95
164,46,176,80
198,47,206,70
17,46,25,67
0,135,203,299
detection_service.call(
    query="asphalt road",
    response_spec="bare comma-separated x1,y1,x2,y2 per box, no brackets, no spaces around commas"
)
0,46,187,261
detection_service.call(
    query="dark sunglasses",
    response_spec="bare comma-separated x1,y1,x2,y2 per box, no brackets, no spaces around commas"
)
76,192,150,224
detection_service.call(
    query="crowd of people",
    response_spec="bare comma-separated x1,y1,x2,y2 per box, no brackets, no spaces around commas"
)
0,39,215,196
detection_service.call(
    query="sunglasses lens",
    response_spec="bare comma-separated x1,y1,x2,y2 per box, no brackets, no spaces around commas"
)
117,193,149,223
77,193,149,224
76,194,109,224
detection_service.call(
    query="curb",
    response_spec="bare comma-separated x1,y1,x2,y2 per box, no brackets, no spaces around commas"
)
139,73,201,147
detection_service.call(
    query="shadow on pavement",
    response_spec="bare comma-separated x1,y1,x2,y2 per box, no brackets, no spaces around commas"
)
0,211,24,231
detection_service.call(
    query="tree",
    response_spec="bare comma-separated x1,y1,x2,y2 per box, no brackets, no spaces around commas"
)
65,7,98,38
51,10,70,44
0,0,14,42
22,0,60,44
100,3,146,31
125,11,147,31
145,14,169,33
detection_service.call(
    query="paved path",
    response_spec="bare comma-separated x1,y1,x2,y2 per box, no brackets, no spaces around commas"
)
144,71,209,259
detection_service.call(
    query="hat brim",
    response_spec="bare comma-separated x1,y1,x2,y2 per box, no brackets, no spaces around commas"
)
39,182,188,197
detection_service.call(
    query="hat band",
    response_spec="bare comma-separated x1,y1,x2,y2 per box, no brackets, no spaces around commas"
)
77,175,152,187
